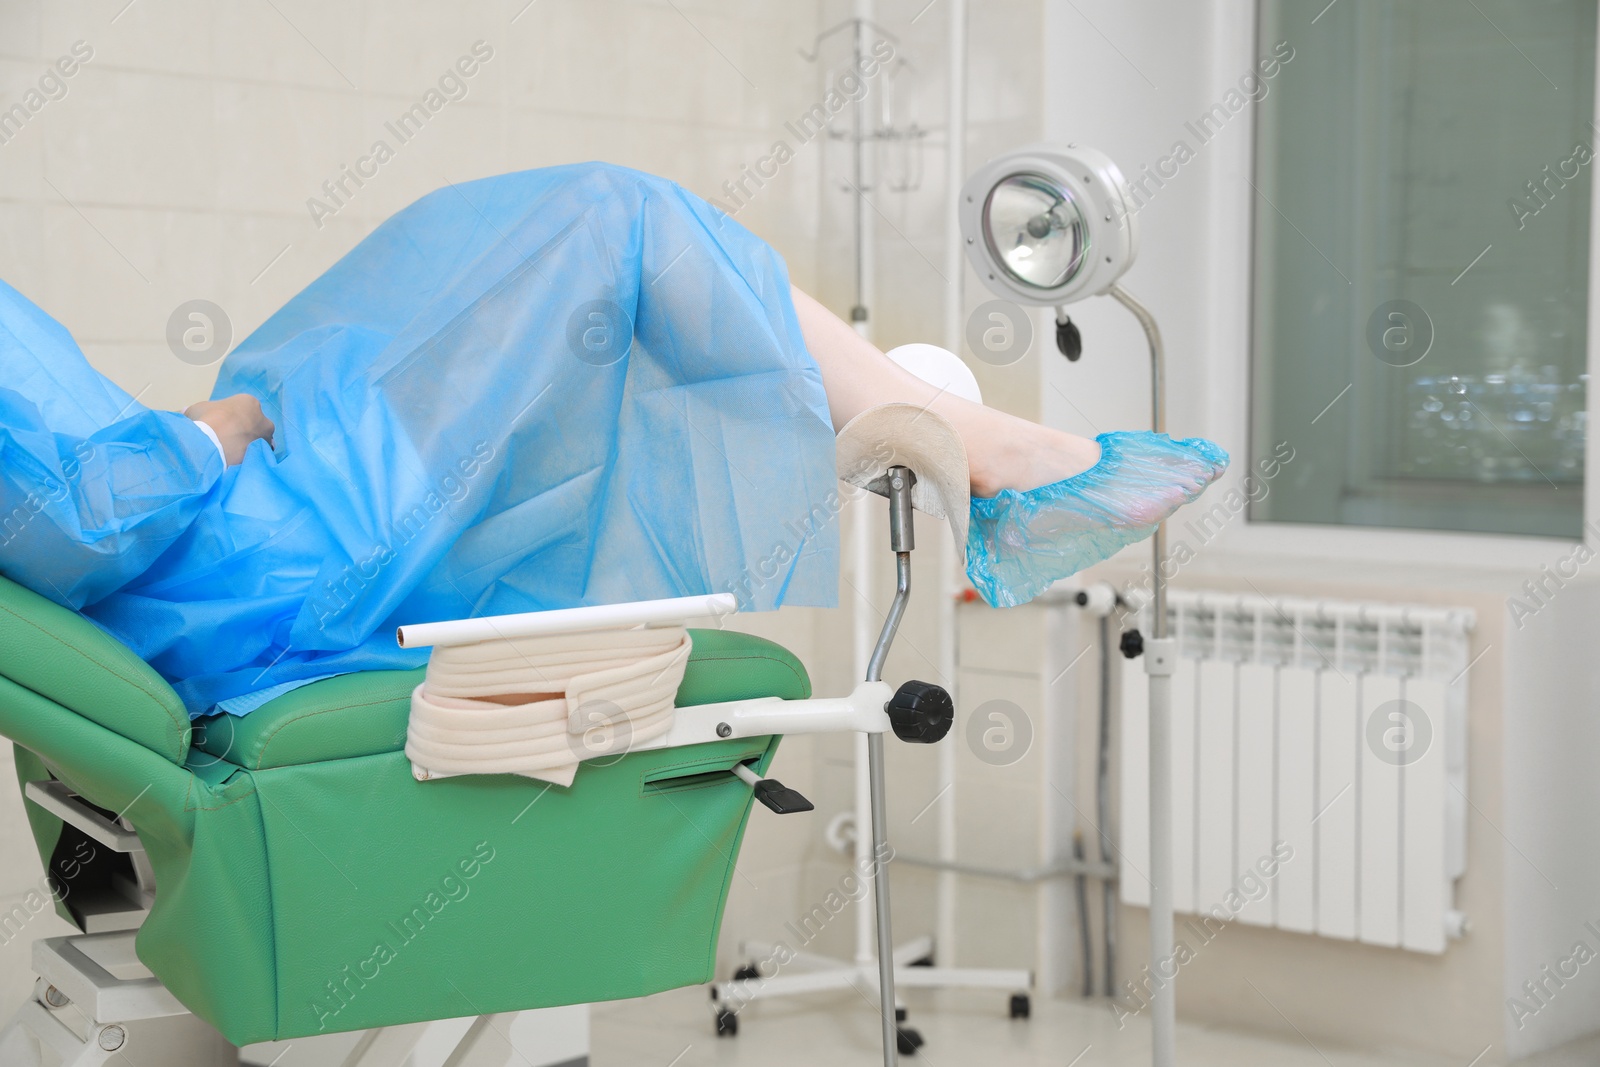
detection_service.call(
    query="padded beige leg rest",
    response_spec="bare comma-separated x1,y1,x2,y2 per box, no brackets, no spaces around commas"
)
406,627,692,786
834,402,971,552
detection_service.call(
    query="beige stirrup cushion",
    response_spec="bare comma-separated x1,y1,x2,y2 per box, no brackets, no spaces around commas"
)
835,402,971,553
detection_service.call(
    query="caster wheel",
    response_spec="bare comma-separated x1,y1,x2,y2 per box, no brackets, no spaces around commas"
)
896,1026,924,1055
732,963,761,982
909,954,935,967
1009,992,1031,1019
715,1007,739,1037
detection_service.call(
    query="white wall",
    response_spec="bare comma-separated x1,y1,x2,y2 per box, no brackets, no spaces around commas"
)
1039,0,1228,447
1502,585,1600,1058
1039,1,1600,1062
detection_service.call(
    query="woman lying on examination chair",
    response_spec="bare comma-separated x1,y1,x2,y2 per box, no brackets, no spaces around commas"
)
0,162,1226,721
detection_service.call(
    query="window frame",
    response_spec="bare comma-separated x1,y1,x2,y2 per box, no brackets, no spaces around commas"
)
1207,0,1600,572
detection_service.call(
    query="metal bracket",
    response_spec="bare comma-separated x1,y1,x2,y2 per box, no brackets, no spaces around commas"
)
1143,637,1177,677
23,782,142,854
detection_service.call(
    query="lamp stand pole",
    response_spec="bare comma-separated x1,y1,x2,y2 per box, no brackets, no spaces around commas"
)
1108,284,1176,1067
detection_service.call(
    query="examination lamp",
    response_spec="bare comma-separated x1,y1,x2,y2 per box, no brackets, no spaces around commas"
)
961,143,1179,1067
959,142,1140,359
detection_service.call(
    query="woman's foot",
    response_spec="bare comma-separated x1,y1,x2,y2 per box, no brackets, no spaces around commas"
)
787,284,1228,604
961,404,1102,499
966,431,1228,608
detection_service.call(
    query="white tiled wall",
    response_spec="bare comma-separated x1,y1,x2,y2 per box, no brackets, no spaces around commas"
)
0,0,828,412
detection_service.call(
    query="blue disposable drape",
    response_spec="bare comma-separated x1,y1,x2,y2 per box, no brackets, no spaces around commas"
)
0,164,839,714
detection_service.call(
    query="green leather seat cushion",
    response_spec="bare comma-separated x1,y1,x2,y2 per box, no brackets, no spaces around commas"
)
0,576,190,763
192,627,810,770
0,568,816,1045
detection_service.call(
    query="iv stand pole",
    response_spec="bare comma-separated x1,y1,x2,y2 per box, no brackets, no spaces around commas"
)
1108,284,1176,1067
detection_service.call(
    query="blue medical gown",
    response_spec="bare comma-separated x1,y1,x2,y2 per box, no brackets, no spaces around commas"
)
0,164,839,715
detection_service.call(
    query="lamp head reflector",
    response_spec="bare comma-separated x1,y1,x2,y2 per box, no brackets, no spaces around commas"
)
961,143,1139,306
983,172,1091,291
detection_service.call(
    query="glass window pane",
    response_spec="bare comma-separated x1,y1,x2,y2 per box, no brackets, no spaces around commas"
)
1250,0,1595,538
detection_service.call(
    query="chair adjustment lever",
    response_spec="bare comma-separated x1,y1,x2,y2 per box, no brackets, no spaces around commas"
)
732,763,815,814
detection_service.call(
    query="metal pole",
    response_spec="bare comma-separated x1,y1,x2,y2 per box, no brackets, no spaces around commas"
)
935,0,969,974
851,14,871,331
868,731,900,1067
866,467,915,1067
849,5,879,977
1145,637,1175,1067
1097,613,1117,997
1108,284,1175,1067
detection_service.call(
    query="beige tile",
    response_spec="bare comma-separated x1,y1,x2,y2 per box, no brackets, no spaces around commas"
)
0,742,49,898
603,117,707,183
212,80,361,216
43,0,212,78
209,211,313,340
631,0,746,19
879,859,943,953
737,22,818,134
958,596,1048,675
0,62,48,198
951,875,1037,970
881,751,945,859
34,203,220,345
506,108,630,173
29,202,151,339
210,0,362,90
623,4,751,128
42,65,216,209
352,96,506,226
357,0,503,100
208,212,369,350
503,0,634,117
954,665,1045,773
0,201,46,301
951,775,1043,872
0,4,41,62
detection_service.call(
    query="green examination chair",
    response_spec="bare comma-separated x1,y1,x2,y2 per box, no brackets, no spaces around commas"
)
0,467,954,1067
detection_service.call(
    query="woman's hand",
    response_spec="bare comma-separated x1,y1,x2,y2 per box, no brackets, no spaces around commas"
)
184,394,275,466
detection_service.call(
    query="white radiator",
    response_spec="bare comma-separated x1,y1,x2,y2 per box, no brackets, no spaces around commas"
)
1118,590,1474,953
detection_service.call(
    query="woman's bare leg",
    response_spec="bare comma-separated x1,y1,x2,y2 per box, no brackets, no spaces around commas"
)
791,286,1101,498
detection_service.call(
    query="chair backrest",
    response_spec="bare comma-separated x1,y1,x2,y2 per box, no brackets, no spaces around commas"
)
0,575,190,764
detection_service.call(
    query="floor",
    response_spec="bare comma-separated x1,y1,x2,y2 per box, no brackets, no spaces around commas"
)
591,986,1469,1067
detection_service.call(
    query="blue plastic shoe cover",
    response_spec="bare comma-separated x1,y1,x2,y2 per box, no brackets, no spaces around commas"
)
965,431,1228,608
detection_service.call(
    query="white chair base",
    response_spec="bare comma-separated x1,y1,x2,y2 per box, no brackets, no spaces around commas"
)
715,934,1031,1011
0,929,589,1067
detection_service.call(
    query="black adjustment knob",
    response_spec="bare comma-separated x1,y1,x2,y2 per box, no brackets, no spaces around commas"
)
1056,315,1082,361
887,680,954,744
1120,628,1144,659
